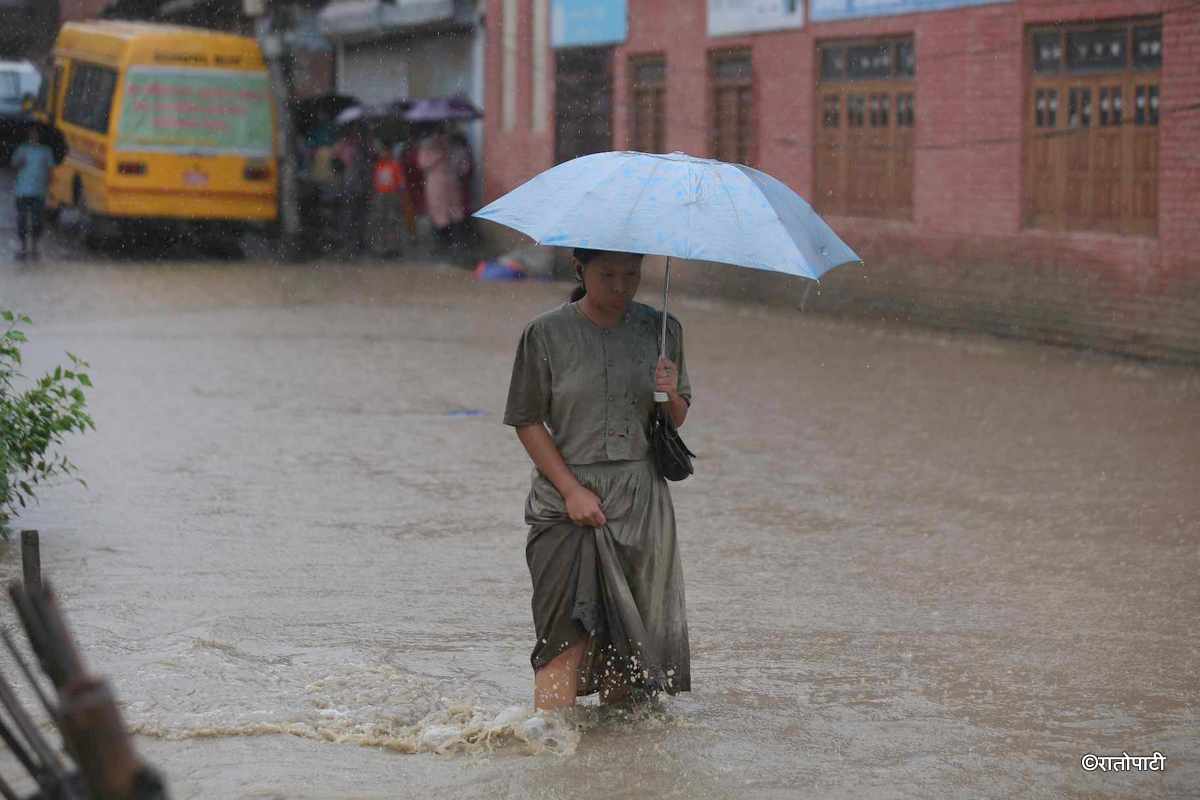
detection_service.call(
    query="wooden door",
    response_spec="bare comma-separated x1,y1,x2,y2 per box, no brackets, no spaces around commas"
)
815,92,844,215
817,85,911,220
1128,81,1159,235
630,57,666,153
1026,87,1059,228
1062,85,1093,229
555,47,613,165
814,38,914,221
710,51,753,165
893,91,915,219
1024,21,1160,235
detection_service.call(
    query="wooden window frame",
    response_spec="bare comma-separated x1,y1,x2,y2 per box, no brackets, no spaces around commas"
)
1023,17,1161,237
814,35,915,222
708,48,755,166
629,53,667,153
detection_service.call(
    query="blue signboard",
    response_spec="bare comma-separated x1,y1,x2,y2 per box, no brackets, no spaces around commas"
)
551,0,627,48
708,0,805,38
811,0,1010,21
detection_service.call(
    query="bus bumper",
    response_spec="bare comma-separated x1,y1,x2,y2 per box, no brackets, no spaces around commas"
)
103,188,278,224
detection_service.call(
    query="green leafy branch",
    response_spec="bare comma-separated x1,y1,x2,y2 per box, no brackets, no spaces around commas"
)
0,310,96,533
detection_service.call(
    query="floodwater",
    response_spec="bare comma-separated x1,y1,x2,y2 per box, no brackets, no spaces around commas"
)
1,251,1197,799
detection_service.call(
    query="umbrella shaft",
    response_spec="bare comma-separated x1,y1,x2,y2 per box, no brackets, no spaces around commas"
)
660,258,671,360
653,259,672,405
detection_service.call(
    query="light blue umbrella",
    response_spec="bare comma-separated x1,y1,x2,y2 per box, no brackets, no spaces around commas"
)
473,150,862,398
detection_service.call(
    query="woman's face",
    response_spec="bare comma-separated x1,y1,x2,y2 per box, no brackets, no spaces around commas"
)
582,252,643,313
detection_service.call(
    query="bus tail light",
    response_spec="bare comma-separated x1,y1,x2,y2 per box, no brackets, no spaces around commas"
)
244,162,271,181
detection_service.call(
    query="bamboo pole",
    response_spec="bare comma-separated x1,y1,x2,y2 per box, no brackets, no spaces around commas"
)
21,530,39,592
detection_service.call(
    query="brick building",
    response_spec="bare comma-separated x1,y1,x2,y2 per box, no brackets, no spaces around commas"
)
59,0,111,22
483,0,1200,362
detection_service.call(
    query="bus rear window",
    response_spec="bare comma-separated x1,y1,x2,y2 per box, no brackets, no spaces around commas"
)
64,63,118,132
116,67,273,157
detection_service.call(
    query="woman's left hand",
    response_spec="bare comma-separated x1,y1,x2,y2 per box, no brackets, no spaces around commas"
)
655,357,679,396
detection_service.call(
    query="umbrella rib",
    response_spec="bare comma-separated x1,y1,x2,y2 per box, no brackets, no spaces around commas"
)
618,156,665,234
535,155,632,247
684,160,695,260
709,166,747,252
736,166,823,279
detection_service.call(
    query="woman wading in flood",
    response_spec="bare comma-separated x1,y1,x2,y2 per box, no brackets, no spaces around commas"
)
503,248,692,710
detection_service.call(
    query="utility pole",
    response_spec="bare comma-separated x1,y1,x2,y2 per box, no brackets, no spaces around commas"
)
252,0,303,261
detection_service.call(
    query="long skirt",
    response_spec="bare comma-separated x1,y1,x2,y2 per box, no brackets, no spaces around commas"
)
525,458,691,697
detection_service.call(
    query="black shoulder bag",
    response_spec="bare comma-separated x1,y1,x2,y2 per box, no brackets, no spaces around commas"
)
650,403,696,481
650,258,696,481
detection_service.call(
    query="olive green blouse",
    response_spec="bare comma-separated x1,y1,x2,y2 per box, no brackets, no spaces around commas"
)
503,300,691,466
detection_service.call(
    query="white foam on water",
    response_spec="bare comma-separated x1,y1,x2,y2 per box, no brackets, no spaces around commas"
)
130,701,582,756
125,660,584,757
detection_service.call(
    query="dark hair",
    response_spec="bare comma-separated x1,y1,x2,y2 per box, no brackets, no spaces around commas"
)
569,247,604,302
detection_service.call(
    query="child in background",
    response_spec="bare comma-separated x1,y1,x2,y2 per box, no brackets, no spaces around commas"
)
11,126,56,260
371,147,405,258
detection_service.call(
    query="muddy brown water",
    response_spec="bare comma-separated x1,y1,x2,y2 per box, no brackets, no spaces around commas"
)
0,256,1196,799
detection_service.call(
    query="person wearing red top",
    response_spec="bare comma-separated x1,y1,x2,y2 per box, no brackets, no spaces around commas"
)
371,149,405,257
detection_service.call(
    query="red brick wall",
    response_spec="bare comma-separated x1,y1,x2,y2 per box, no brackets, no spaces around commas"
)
484,0,555,200
482,0,1200,362
1158,2,1200,275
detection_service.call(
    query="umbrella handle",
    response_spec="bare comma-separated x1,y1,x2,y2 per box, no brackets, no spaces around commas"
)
654,258,671,404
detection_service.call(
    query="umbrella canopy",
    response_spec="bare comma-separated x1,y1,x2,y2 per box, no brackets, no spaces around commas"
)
472,150,859,281
335,101,413,127
334,105,371,126
403,96,482,123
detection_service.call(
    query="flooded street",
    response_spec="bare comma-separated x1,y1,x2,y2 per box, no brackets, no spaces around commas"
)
1,245,1197,798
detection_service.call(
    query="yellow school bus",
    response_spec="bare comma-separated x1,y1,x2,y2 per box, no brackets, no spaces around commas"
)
38,21,277,246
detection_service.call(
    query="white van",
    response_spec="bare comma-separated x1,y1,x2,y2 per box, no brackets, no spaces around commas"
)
0,60,42,161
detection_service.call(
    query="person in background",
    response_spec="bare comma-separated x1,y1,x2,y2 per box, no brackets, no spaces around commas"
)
400,133,426,241
304,109,338,186
371,141,405,258
333,123,375,258
415,123,466,251
447,128,476,248
447,129,474,214
11,125,55,260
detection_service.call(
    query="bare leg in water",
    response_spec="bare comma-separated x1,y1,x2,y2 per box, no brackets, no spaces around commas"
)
533,635,634,711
